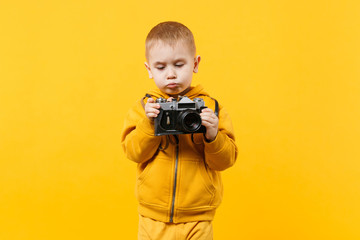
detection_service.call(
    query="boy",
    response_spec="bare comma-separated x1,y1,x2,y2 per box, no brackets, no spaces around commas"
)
121,21,237,240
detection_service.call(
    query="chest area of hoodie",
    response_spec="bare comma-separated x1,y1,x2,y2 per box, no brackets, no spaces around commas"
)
156,134,205,161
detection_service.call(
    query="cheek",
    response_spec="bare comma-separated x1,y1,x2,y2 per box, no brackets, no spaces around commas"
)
182,69,193,81
152,72,162,79
153,75,166,86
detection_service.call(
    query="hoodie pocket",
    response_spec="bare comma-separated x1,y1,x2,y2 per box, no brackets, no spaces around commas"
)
136,158,172,207
177,160,216,209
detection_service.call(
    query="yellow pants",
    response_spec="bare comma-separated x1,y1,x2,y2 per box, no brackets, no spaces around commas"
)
138,215,213,240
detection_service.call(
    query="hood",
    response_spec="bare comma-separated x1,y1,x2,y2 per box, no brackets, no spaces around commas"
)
146,85,209,99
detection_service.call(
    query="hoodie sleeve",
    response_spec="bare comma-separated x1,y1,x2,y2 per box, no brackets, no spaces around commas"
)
121,99,161,164
203,102,238,171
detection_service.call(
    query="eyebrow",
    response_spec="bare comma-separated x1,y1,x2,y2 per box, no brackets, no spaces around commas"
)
153,61,166,65
153,58,187,65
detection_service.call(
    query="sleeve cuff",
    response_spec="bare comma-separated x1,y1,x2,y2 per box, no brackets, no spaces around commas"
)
137,118,156,136
204,131,226,154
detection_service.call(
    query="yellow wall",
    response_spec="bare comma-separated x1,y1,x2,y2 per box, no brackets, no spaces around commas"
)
1,0,360,239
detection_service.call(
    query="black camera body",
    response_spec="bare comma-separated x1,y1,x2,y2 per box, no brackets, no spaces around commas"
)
154,96,207,136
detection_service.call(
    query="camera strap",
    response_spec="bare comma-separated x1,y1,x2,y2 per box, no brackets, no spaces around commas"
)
210,97,219,117
140,93,153,109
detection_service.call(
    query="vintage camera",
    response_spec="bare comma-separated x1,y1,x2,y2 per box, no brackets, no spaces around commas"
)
154,96,207,136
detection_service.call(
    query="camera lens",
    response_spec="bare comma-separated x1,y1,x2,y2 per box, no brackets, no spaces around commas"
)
178,110,202,132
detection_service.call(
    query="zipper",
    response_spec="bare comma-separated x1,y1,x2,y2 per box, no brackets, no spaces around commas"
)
169,135,179,223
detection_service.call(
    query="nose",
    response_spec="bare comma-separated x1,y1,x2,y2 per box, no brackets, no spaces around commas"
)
166,67,176,80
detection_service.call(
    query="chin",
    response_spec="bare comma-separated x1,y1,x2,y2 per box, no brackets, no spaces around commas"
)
164,88,181,95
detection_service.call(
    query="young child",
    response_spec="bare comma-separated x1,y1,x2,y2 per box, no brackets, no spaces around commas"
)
121,21,238,240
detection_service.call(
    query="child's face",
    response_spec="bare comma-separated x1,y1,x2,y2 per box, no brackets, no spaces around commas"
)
145,40,200,97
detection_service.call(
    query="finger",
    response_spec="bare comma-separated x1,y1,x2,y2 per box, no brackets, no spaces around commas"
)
146,102,160,109
200,111,215,116
201,123,217,132
147,98,155,103
146,108,160,115
148,103,160,109
201,115,215,121
201,119,216,127
147,112,159,118
201,115,218,125
201,118,215,126
200,112,217,120
145,109,160,118
201,108,214,113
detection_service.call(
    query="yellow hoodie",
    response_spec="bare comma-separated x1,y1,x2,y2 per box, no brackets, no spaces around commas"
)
121,85,238,223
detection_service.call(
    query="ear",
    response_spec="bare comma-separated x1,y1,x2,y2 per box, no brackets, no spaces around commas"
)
193,55,201,73
144,62,153,79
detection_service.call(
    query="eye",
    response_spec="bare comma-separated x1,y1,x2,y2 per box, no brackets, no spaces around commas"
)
175,63,184,68
156,66,165,70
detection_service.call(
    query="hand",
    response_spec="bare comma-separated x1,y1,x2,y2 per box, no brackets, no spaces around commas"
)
144,98,160,120
144,97,174,121
200,108,219,142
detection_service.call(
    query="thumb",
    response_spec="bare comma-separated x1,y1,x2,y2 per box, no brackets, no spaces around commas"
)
147,98,155,103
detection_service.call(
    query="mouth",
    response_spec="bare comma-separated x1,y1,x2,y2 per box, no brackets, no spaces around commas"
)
166,83,178,89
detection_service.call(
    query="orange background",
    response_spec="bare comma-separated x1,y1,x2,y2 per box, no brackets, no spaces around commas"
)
1,0,360,239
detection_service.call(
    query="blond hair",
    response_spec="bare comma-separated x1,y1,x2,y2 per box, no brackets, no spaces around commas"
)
145,21,196,60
